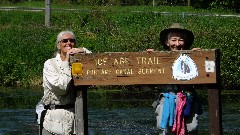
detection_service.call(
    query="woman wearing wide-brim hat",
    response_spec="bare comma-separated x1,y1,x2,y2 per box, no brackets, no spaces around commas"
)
159,23,195,51
153,23,203,135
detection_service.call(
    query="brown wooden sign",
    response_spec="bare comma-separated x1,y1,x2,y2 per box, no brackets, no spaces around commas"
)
70,49,217,85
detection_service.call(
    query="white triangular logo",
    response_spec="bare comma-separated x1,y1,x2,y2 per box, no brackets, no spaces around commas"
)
172,54,198,80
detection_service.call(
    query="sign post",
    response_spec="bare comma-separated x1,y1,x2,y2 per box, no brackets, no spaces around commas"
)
45,0,51,27
70,49,222,135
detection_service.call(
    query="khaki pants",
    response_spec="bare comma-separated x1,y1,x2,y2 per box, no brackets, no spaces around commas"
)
42,127,76,135
42,128,52,135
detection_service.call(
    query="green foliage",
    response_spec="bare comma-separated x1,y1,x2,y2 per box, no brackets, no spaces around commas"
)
0,86,42,108
0,11,55,86
192,0,240,13
0,6,239,89
0,86,239,109
190,17,240,89
1,0,239,13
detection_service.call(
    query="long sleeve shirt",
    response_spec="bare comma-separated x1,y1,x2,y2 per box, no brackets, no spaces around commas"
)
41,53,75,105
41,48,92,105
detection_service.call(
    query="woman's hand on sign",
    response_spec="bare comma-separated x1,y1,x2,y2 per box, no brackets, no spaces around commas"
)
68,48,85,55
66,48,86,61
146,49,155,53
191,48,202,51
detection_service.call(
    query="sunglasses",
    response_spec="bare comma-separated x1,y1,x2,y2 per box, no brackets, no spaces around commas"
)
60,38,76,43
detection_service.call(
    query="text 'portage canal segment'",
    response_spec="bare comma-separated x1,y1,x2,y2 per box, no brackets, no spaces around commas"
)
70,50,217,85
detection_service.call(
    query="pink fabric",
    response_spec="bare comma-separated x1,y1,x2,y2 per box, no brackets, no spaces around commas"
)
172,92,186,135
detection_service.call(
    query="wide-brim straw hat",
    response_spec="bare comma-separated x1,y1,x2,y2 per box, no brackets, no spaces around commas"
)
160,23,194,50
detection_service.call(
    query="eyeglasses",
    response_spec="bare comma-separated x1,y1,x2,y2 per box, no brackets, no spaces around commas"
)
60,38,76,43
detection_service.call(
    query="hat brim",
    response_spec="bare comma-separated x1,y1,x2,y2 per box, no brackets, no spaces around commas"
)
160,28,194,50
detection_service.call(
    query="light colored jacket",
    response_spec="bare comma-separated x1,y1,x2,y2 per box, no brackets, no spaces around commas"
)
42,48,91,134
42,47,91,105
42,53,75,135
42,53,75,105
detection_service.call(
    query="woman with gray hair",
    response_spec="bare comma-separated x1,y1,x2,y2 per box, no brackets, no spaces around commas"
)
39,30,91,135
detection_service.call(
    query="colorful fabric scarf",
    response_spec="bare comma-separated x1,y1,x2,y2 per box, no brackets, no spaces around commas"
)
172,92,187,135
160,93,176,129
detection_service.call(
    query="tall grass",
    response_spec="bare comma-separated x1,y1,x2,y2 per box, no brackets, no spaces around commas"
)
0,5,239,89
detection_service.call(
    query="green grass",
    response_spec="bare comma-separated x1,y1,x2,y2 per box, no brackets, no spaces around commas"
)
0,2,239,89
1,1,45,7
0,85,239,109
0,1,238,14
0,86,42,109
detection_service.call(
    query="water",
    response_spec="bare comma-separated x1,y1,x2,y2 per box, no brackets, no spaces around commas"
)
0,106,240,135
0,87,240,134
0,109,37,135
88,108,159,135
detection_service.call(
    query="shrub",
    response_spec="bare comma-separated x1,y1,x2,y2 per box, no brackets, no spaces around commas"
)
0,7,239,89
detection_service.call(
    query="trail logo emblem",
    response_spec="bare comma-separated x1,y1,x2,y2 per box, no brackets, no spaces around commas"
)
172,54,198,81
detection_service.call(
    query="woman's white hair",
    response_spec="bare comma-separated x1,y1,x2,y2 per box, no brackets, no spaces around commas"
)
56,30,77,47
54,31,77,55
